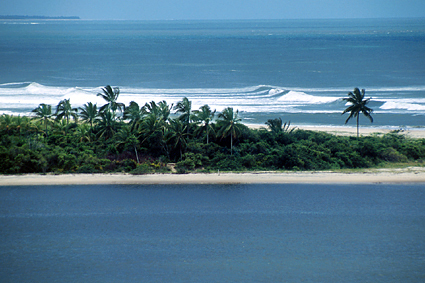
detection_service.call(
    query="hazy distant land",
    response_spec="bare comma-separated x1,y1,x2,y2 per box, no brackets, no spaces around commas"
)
0,15,80,20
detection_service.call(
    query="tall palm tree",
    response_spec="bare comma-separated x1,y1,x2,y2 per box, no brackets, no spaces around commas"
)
139,112,167,154
158,100,173,123
123,101,144,132
52,119,68,139
142,100,172,127
217,107,243,155
79,102,100,132
115,126,140,163
193,104,216,144
166,119,189,160
31,103,53,138
174,97,192,133
266,118,294,134
97,85,125,117
142,101,160,119
55,99,78,125
342,88,373,138
139,101,173,155
97,111,118,140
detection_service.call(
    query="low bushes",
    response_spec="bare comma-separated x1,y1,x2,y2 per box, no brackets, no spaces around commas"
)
1,119,424,174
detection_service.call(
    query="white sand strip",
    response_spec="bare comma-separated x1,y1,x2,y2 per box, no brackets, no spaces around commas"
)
246,124,425,139
1,168,425,186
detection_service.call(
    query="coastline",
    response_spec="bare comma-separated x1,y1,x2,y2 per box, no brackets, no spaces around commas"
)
1,167,425,186
246,124,425,139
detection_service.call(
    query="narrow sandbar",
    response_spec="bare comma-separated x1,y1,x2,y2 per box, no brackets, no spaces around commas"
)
246,124,425,139
1,167,424,186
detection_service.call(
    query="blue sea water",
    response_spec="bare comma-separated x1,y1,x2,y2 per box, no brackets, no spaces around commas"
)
0,18,424,127
0,184,424,282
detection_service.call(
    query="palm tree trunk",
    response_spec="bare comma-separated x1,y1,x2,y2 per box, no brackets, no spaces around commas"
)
134,146,140,164
44,118,48,138
357,115,360,138
206,126,209,145
231,131,233,155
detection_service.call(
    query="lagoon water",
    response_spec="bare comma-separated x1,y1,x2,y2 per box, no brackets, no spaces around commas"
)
1,18,425,128
1,184,424,282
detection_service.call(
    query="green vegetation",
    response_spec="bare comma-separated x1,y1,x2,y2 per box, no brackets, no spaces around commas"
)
1,85,424,175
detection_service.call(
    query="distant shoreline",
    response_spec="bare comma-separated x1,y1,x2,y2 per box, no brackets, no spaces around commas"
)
1,167,425,186
0,15,80,20
245,124,425,139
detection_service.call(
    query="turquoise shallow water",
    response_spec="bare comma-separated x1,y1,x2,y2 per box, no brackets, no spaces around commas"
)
0,19,424,127
1,184,424,282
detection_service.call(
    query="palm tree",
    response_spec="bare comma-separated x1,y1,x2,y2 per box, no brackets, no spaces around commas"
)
74,123,92,143
217,107,243,155
79,102,100,132
193,104,216,144
142,101,160,119
158,100,173,123
97,111,118,140
123,101,144,132
31,103,53,138
342,88,373,138
0,114,13,134
55,99,78,126
166,119,189,160
142,100,173,128
174,97,192,133
12,115,31,136
115,126,140,163
266,118,294,134
51,119,68,142
97,85,125,117
139,112,167,154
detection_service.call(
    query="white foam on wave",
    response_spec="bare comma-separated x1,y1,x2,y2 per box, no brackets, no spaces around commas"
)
268,88,286,96
380,101,425,111
0,83,105,110
0,82,32,87
277,91,338,104
290,85,425,93
122,85,273,97
1,82,424,117
367,86,425,92
23,82,72,96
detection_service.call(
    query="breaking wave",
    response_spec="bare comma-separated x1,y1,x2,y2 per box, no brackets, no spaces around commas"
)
1,82,424,117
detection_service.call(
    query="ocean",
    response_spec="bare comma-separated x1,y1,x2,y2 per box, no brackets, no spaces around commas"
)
0,18,424,128
1,184,424,282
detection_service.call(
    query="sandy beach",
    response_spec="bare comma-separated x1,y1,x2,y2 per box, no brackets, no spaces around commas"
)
246,124,425,139
1,167,425,186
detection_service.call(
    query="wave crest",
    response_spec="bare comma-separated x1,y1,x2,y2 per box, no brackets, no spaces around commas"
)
277,91,339,104
380,101,425,111
0,82,424,116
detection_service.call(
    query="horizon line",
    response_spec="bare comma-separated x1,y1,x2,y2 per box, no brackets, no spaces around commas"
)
1,15,424,21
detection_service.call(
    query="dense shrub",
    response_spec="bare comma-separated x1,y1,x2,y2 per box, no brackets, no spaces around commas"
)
1,113,424,174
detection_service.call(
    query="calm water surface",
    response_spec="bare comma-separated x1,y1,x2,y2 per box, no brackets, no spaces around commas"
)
1,184,424,282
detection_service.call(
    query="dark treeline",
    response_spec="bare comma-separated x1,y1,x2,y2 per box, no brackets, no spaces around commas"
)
1,86,424,174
